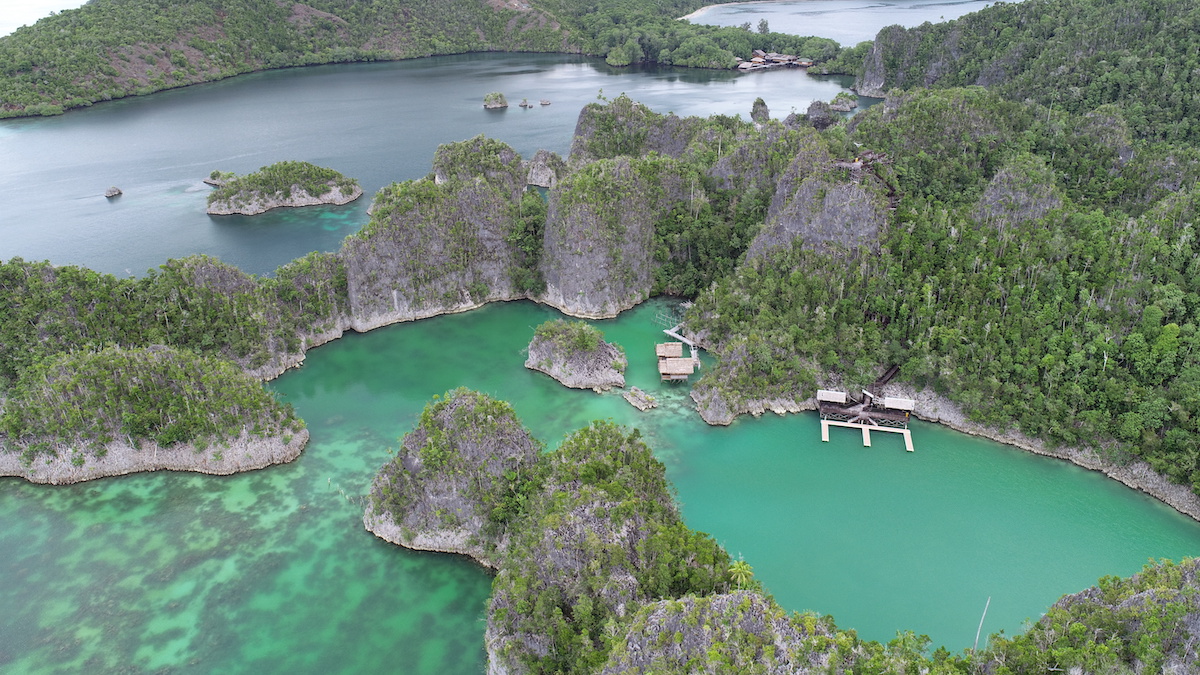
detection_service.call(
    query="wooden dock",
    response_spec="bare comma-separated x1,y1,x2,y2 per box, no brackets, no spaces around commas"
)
816,388,915,451
821,419,914,452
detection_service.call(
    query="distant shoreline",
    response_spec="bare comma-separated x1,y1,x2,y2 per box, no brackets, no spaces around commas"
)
680,0,784,22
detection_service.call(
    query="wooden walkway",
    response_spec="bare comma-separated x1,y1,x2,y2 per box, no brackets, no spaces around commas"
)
816,388,915,451
821,419,914,452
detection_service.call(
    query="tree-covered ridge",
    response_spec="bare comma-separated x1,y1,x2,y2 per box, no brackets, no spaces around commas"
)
1,344,300,458
206,160,359,206
0,0,850,118
0,0,568,117
0,253,347,390
853,0,1200,144
685,86,1200,487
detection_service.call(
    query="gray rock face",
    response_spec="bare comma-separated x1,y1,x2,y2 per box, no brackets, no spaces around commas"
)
525,333,626,390
0,429,307,484
746,144,887,259
599,592,852,675
568,96,704,162
539,156,684,318
206,184,363,215
342,138,526,331
805,100,838,131
363,390,540,567
523,149,566,188
971,154,1063,230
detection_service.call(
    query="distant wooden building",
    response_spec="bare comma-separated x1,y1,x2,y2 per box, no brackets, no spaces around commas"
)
656,342,684,358
656,342,695,381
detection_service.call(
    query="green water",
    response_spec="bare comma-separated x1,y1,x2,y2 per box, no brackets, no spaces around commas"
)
5,299,1197,673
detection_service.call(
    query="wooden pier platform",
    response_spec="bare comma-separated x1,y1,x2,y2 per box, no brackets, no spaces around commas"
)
821,419,914,452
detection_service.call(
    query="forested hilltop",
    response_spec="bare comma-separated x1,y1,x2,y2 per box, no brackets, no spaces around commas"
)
0,0,840,117
848,0,1200,144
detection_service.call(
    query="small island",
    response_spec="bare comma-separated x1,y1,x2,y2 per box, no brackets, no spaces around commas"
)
206,161,362,216
483,91,509,110
525,319,626,391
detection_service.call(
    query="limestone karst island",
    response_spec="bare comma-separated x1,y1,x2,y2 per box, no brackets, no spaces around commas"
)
206,161,363,215
2,0,1200,672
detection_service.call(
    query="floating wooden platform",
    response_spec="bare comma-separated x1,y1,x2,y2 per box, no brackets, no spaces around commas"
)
821,419,914,452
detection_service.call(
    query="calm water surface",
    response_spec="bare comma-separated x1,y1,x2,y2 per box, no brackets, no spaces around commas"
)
0,53,851,277
1,48,1198,674
686,0,1011,45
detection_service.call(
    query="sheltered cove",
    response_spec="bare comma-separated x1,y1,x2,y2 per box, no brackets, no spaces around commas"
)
4,99,1200,531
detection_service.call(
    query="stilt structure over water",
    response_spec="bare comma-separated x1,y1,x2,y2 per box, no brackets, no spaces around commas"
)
653,309,703,382
816,388,915,452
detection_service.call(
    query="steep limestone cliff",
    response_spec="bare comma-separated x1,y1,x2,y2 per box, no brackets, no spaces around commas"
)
539,155,689,318
568,95,707,163
363,389,541,568
745,135,887,259
341,136,528,331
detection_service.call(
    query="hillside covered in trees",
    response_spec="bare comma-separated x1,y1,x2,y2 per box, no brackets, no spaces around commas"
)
0,0,841,117
849,0,1200,145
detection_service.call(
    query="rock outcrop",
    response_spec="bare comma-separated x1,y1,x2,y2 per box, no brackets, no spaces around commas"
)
745,140,887,259
525,320,626,391
539,155,687,318
363,389,541,568
524,149,566,188
971,153,1063,230
0,429,308,484
341,136,528,331
568,95,706,163
207,183,362,215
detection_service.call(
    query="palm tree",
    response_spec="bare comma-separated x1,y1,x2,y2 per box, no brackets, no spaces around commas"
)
728,558,754,589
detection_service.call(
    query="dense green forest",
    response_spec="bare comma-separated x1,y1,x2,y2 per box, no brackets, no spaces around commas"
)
681,84,1200,488
851,0,1200,144
0,0,842,117
1,344,301,459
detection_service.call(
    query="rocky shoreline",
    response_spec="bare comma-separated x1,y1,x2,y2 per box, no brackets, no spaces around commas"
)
524,327,626,391
0,429,308,485
207,184,363,216
362,503,502,570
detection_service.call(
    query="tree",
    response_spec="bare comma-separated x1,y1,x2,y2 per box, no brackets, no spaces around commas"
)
757,19,769,35
729,557,754,588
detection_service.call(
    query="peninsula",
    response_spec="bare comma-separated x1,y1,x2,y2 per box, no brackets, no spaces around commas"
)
206,161,362,215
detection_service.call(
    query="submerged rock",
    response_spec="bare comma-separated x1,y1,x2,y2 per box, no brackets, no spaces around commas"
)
622,386,657,411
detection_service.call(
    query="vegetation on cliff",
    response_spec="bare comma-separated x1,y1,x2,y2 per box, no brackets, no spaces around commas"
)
366,389,542,560
0,0,851,118
367,392,1200,673
526,319,626,389
206,160,360,211
850,0,1200,144
687,85,1200,490
1,344,301,461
